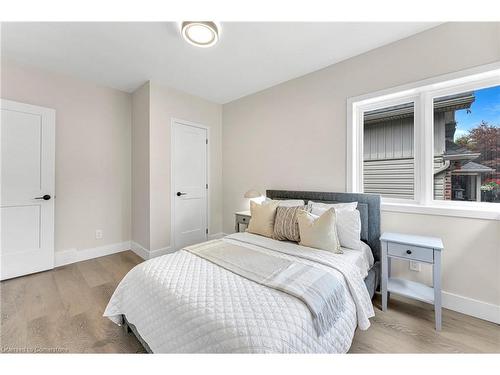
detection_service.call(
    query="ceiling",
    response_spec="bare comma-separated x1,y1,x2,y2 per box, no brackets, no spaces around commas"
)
1,22,440,104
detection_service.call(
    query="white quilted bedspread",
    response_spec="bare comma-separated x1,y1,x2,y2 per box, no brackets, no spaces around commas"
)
104,233,374,353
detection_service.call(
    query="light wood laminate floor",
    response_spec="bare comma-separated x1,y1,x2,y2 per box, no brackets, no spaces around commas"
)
1,251,498,353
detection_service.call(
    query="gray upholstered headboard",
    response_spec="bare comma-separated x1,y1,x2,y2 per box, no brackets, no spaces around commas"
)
266,190,381,261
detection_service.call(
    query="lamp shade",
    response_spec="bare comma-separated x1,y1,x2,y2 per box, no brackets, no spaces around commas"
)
244,189,262,199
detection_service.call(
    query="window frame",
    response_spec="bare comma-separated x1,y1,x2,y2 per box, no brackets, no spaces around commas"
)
347,62,500,220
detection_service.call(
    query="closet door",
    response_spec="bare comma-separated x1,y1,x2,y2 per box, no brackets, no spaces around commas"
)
172,120,208,250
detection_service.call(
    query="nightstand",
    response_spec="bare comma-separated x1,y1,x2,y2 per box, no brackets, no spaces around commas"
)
380,232,444,330
235,211,251,232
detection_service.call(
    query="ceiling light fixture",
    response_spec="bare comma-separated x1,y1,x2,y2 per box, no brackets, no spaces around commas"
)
181,21,219,48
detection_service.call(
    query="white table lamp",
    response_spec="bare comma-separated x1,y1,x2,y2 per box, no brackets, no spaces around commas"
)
244,189,262,199
244,189,264,205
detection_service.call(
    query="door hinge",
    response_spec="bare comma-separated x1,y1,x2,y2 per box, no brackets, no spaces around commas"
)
206,183,208,189
206,228,209,234
206,138,208,145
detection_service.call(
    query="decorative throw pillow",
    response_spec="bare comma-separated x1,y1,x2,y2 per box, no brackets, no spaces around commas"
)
272,205,306,242
296,208,342,253
313,206,362,250
247,200,280,238
307,200,358,216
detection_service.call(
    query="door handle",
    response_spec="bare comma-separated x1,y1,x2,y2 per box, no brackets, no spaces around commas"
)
34,194,51,200
176,192,187,197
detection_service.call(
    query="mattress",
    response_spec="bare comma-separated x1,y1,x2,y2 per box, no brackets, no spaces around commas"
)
341,241,374,278
104,233,375,353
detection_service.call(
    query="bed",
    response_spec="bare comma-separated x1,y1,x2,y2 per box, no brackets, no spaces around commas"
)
104,190,381,353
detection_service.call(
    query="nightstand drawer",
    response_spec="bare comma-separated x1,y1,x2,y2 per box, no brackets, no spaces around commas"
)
387,242,433,263
236,215,250,224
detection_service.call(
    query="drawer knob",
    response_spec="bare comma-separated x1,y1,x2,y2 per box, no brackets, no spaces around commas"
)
406,249,412,255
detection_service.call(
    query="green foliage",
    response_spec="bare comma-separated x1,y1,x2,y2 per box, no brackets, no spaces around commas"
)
457,121,499,172
480,181,499,192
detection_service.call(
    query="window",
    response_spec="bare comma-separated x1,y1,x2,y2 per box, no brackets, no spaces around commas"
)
433,86,500,204
348,64,500,219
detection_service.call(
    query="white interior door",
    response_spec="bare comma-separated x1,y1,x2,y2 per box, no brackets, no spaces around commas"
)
172,120,208,250
1,99,55,280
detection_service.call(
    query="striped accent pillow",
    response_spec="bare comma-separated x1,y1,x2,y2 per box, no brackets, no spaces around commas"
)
272,205,307,242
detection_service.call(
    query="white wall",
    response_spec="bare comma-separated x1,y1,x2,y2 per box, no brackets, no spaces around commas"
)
131,81,223,254
222,23,500,317
1,59,132,253
131,82,150,250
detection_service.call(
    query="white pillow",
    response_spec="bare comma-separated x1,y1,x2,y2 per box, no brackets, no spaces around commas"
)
296,209,342,254
336,210,362,250
313,206,362,250
263,198,305,207
307,200,358,215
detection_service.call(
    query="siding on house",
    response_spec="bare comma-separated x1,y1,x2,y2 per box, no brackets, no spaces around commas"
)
434,157,446,200
363,117,414,160
363,156,446,200
363,116,414,199
363,110,448,199
364,158,414,199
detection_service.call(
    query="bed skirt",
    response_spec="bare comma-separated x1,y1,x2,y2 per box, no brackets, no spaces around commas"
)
365,261,380,299
122,315,153,353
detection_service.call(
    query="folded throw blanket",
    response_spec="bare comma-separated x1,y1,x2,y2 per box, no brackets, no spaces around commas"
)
225,232,374,330
184,239,346,336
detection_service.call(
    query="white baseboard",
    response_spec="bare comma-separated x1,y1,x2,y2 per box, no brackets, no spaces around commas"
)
150,246,174,258
442,291,500,324
131,241,174,260
208,232,227,240
380,289,499,324
55,241,131,267
130,241,150,260
132,234,225,260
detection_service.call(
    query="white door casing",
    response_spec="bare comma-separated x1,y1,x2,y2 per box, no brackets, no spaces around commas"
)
171,119,208,251
1,99,55,280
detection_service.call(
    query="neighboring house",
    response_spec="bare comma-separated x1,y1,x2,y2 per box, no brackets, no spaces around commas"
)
363,92,494,201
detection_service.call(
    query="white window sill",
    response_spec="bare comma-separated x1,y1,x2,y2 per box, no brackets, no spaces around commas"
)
381,202,500,221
